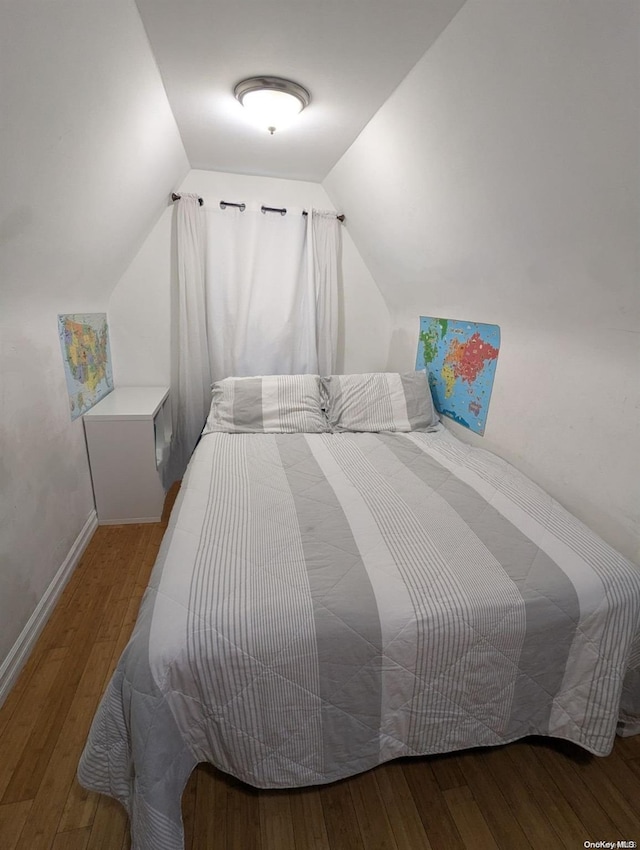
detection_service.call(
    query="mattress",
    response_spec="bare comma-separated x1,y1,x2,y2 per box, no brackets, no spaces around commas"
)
78,427,640,850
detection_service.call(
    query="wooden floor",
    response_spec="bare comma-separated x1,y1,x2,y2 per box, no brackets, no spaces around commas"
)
2,486,640,850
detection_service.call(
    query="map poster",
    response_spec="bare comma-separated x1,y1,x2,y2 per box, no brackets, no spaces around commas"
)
58,313,114,420
416,316,500,436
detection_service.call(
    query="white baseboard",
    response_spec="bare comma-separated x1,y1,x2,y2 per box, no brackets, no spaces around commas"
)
98,516,161,525
0,510,98,709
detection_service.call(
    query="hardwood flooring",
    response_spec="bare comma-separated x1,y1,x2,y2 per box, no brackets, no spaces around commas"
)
1,484,640,849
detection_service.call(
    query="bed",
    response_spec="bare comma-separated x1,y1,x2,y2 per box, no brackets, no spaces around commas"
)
78,372,640,850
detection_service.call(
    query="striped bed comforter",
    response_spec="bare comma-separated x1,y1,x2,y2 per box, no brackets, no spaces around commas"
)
78,428,640,850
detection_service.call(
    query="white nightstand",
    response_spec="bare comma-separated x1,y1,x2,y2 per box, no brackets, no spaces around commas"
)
83,386,171,524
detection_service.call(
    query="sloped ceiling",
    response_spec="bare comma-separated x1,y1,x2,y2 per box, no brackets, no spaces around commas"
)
134,0,466,181
1,0,189,309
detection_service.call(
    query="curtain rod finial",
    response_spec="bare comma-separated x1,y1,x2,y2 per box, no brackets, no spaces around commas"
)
171,192,203,206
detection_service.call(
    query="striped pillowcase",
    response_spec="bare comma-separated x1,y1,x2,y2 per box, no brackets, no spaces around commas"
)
204,374,329,434
321,371,439,433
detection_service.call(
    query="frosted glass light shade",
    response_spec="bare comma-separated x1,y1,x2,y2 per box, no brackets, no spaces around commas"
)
234,76,310,134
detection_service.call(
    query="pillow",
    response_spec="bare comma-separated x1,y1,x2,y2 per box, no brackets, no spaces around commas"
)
321,371,439,433
204,374,329,434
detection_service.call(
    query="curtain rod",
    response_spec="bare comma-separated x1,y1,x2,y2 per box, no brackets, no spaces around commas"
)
172,193,344,222
303,210,345,222
260,205,344,222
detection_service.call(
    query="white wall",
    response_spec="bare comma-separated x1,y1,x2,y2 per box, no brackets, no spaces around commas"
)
0,0,189,684
109,169,391,385
324,0,640,563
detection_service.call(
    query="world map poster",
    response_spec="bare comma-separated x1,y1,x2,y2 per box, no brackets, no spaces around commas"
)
58,313,113,419
416,316,500,435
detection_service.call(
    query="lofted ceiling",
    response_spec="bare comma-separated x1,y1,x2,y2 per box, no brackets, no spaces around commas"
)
134,0,466,182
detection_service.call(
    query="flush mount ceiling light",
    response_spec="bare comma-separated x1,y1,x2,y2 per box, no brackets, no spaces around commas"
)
234,76,310,135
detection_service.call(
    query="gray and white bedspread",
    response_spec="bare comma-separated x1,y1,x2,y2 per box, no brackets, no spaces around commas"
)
78,428,640,850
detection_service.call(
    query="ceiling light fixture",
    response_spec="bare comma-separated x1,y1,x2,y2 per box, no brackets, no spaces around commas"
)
234,76,310,135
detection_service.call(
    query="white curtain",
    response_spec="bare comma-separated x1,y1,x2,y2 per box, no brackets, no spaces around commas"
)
167,194,211,484
168,200,341,481
205,207,340,381
307,209,340,375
